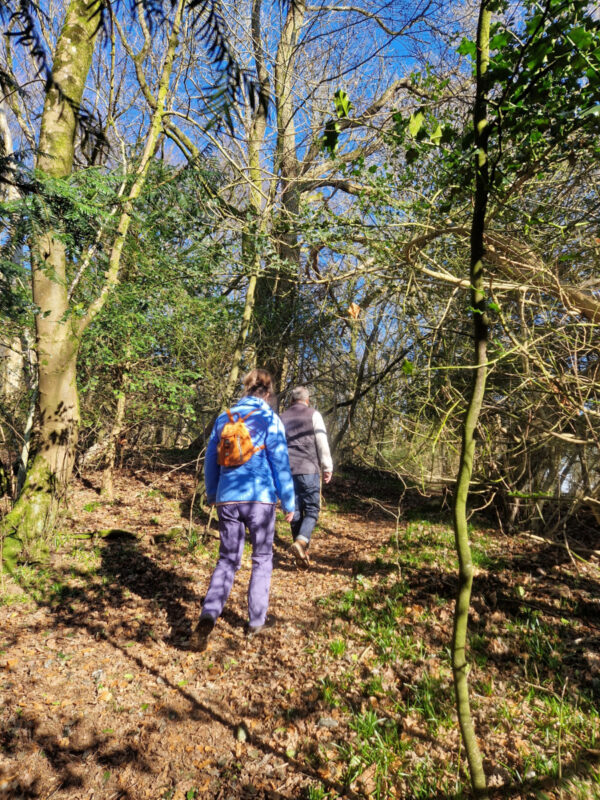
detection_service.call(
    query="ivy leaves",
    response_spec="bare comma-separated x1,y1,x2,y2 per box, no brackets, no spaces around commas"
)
480,0,600,182
322,89,354,155
390,0,600,207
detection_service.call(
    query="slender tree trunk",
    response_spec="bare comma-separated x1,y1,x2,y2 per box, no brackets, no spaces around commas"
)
222,0,270,400
331,314,381,454
101,385,127,501
451,2,491,797
224,265,259,403
254,0,306,383
16,387,37,497
2,91,34,500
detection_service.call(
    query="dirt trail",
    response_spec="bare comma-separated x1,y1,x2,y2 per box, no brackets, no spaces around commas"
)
0,472,391,799
4,471,599,799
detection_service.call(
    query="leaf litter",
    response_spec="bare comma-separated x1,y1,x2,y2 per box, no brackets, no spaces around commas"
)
0,469,598,799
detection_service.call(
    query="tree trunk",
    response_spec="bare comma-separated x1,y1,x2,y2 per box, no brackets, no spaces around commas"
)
451,1,491,797
222,0,271,400
2,0,184,568
3,340,80,565
253,0,306,383
224,266,259,403
101,388,127,501
1,0,101,568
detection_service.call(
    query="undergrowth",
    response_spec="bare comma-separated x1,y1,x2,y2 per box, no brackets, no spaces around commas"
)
313,512,600,800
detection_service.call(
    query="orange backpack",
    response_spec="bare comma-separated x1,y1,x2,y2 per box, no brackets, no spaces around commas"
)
217,409,265,467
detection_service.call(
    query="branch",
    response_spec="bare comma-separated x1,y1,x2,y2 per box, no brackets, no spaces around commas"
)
299,177,380,195
404,225,600,322
76,0,186,336
323,348,410,416
301,78,428,178
307,4,420,37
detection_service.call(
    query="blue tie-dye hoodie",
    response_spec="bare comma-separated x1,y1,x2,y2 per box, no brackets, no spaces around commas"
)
204,395,295,512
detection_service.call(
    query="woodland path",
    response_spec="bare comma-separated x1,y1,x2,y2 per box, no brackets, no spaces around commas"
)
1,470,599,800
0,470,397,799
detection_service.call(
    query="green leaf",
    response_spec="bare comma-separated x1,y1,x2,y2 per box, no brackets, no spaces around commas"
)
490,31,510,50
457,38,476,59
322,119,340,155
568,26,594,49
408,111,424,138
401,359,414,376
431,123,443,145
334,89,353,119
405,147,419,165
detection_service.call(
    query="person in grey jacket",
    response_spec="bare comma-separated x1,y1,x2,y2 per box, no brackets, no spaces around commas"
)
280,386,333,568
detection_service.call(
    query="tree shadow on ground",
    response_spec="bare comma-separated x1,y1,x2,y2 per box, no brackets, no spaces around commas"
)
36,529,202,645
2,528,380,799
97,530,202,642
330,549,600,698
4,482,599,800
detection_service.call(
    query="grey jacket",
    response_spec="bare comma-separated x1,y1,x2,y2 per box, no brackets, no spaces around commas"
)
280,402,333,476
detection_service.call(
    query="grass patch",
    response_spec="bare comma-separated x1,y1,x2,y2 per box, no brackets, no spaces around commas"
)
329,638,347,658
313,508,600,799
402,673,454,734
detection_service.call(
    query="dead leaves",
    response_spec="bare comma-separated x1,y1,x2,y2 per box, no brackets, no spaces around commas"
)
0,471,599,800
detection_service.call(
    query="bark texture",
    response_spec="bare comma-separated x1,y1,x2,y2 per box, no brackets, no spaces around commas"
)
253,0,305,382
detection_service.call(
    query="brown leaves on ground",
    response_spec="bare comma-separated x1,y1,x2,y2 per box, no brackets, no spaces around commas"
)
0,469,599,799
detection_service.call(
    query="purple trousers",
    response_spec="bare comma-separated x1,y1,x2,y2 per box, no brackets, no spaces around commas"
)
201,502,275,627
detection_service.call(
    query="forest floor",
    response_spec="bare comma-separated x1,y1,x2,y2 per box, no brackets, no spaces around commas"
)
0,467,599,800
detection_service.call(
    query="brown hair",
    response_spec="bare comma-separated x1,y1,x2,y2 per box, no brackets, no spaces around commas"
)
243,368,274,398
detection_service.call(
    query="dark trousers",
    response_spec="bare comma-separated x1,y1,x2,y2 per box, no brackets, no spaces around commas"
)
290,473,321,546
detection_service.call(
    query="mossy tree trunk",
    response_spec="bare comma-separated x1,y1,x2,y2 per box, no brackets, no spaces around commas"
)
2,0,102,569
2,0,185,570
451,1,491,797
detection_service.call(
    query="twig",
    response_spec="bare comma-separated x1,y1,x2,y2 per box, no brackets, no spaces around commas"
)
557,678,568,780
363,495,403,574
562,522,580,573
522,680,566,702
144,457,202,488
204,505,216,538
187,448,205,542
358,644,372,662
522,531,599,561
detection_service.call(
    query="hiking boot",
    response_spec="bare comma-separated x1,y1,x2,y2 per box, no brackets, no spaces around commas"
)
245,616,276,638
188,615,215,651
290,539,310,569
